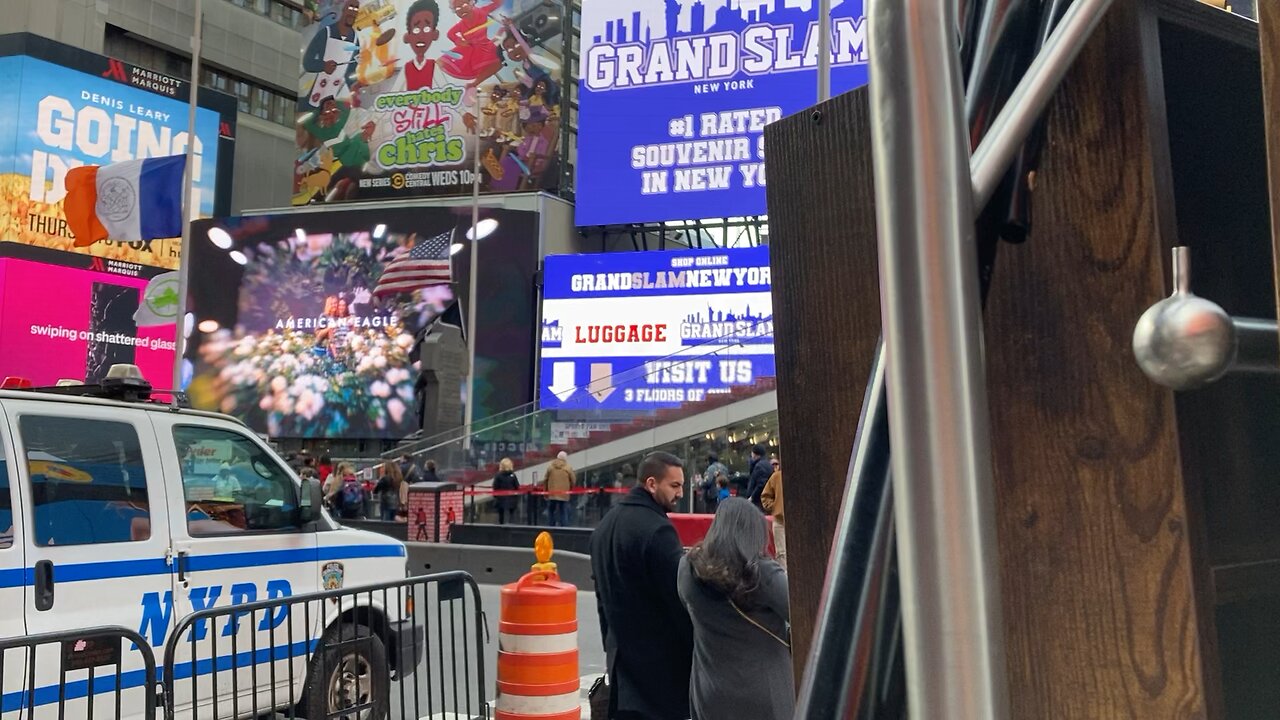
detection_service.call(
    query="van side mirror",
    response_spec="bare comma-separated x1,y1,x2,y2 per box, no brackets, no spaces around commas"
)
299,478,324,526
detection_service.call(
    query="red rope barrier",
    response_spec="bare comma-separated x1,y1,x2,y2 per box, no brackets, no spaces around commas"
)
462,487,632,497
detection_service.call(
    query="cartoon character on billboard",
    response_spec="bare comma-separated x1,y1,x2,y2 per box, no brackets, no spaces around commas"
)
498,18,559,106
438,0,504,100
302,0,363,109
353,0,399,88
326,120,378,202
294,113,373,204
297,95,351,150
488,104,550,191
403,0,442,91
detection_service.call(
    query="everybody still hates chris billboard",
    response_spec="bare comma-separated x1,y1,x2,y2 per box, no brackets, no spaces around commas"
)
577,0,868,226
539,246,774,411
294,0,565,205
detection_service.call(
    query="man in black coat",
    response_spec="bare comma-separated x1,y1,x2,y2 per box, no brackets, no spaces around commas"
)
746,443,772,508
590,451,693,720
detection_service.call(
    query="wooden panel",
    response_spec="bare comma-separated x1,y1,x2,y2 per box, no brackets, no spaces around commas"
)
763,88,882,677
1263,0,1280,320
981,1,1206,716
1152,15,1269,719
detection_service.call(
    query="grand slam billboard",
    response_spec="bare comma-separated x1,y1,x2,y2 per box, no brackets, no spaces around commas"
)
540,246,775,411
576,0,868,226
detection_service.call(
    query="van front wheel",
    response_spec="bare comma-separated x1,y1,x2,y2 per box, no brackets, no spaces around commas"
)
301,622,389,720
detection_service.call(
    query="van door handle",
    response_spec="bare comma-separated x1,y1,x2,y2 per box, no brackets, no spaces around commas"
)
34,560,54,611
176,551,190,585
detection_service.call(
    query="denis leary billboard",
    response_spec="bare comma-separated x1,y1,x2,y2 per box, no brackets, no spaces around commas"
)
539,246,774,410
0,33,235,271
576,0,868,226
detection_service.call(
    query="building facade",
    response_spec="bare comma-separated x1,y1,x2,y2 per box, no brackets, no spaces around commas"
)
7,0,300,213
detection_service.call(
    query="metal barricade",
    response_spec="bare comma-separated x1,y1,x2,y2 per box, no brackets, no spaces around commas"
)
1,626,158,720
160,571,488,720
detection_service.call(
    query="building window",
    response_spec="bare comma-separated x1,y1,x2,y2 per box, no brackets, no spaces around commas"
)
226,0,303,30
251,87,272,120
107,25,297,128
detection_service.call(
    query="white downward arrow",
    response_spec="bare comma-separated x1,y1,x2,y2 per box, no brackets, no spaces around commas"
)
549,362,577,402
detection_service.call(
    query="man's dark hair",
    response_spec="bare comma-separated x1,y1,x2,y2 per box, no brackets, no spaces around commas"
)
751,444,766,457
638,451,684,486
407,0,440,27
320,455,332,465
426,459,437,471
707,453,718,464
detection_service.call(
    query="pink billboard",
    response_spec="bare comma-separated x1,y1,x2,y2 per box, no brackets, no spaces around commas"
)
0,258,176,387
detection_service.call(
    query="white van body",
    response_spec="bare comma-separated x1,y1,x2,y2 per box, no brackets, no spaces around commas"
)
0,382,418,719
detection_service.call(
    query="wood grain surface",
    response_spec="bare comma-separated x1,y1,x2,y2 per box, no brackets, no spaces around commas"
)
980,1,1206,716
1262,0,1280,320
762,88,882,681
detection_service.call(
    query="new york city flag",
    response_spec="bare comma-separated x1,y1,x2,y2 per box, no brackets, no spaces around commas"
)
63,155,187,247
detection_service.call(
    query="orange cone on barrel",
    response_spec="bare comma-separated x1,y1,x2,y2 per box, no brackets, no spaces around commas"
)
496,532,580,720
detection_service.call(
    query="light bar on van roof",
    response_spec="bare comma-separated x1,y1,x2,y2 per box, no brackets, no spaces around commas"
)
104,364,147,382
1,376,33,389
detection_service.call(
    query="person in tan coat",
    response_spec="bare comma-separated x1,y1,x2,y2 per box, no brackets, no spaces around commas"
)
544,451,576,527
761,460,785,572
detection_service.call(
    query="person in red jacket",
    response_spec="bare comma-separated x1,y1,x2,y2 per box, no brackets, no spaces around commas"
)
317,455,334,484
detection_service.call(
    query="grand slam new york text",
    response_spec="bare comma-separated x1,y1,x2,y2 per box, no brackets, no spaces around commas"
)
584,17,866,91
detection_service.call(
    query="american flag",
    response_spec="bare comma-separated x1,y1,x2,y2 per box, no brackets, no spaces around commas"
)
374,229,453,297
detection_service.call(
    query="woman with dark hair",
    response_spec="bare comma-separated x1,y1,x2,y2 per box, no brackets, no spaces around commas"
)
374,461,404,521
678,497,792,719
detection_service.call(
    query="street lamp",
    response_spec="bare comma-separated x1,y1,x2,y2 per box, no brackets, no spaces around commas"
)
461,217,500,450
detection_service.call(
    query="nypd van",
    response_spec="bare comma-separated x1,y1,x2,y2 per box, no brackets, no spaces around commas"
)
0,365,420,718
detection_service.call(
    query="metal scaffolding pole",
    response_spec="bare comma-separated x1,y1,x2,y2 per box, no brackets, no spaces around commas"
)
866,0,1009,717
794,0,1116,715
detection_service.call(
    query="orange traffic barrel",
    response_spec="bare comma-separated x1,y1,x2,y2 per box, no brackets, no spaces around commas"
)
496,532,581,720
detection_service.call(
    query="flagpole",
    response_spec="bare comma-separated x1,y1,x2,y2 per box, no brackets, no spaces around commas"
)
818,0,831,101
462,86,482,452
173,0,203,390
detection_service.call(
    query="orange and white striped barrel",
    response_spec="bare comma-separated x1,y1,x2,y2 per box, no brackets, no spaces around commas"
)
496,534,580,720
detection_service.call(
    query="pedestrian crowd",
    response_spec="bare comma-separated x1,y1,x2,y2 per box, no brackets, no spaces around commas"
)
591,449,791,720
286,451,438,521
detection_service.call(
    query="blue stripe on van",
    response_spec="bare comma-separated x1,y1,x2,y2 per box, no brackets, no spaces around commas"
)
0,566,24,588
0,638,321,712
52,557,172,583
319,544,405,561
0,543,406,589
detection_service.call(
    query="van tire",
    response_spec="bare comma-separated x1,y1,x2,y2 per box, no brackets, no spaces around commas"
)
300,622,389,720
